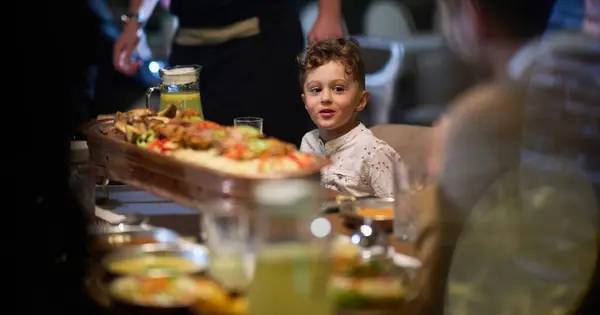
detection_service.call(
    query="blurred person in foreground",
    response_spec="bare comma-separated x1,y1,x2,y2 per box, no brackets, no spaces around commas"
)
13,1,94,314
415,0,600,315
113,0,344,146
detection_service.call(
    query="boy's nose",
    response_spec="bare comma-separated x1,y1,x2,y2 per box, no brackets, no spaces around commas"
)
321,90,332,104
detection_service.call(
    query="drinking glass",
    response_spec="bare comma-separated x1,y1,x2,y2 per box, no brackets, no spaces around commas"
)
234,116,263,134
393,162,418,241
201,206,252,293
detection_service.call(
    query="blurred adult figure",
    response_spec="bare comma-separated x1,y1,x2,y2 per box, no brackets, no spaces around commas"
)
512,1,600,314
113,0,344,146
413,0,597,315
419,0,600,313
547,0,585,30
16,1,94,315
69,0,160,131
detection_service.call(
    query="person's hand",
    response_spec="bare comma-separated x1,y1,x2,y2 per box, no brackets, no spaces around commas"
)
113,22,143,75
135,32,153,61
307,15,344,43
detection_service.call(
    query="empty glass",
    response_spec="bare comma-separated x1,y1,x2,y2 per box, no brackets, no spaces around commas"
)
201,206,251,293
234,116,263,134
393,162,417,241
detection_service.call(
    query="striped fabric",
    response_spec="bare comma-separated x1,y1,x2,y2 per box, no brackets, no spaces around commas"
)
514,32,600,192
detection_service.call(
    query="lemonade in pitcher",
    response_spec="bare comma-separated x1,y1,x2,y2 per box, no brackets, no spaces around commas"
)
248,179,332,315
158,91,202,111
248,243,332,315
146,65,204,118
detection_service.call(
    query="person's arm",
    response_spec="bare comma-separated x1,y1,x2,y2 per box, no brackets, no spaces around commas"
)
88,0,160,40
308,0,344,42
317,0,342,20
127,0,160,22
414,83,525,315
88,0,121,40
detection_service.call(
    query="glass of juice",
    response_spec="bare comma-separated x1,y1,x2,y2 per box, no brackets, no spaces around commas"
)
145,64,204,118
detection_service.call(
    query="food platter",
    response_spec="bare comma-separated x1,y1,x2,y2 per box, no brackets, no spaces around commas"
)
81,108,328,202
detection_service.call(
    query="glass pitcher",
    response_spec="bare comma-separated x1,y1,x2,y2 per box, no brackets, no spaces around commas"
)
248,179,333,315
145,65,204,118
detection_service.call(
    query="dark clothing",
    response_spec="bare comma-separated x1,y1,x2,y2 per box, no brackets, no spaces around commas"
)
91,32,147,116
71,0,150,133
171,0,300,27
169,6,308,146
13,1,94,314
548,0,585,30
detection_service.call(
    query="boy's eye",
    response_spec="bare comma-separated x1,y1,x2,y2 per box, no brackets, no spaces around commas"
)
333,86,345,92
310,87,322,93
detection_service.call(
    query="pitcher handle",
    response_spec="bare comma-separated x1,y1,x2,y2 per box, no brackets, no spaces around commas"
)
145,85,160,111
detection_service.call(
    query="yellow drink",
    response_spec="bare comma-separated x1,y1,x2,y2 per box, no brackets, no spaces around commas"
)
248,243,332,315
209,252,250,292
159,91,203,118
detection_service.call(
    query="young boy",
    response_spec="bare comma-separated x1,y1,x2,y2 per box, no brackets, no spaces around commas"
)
298,38,408,198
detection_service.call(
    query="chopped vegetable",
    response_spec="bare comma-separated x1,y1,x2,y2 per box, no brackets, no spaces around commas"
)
195,121,220,129
222,143,247,160
212,128,227,140
147,139,177,153
248,139,270,154
288,152,315,168
258,158,283,173
109,276,201,307
235,125,261,139
136,130,156,147
183,116,204,122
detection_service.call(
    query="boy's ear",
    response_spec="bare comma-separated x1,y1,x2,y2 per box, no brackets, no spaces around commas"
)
356,90,369,112
301,94,307,110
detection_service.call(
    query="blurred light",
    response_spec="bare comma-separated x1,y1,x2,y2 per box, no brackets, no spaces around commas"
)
149,61,161,73
310,217,331,238
360,224,372,237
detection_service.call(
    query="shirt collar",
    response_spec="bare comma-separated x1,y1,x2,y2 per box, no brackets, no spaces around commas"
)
321,123,368,156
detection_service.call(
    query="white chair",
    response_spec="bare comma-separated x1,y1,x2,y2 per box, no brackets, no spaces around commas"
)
364,0,416,40
354,36,405,126
299,1,349,46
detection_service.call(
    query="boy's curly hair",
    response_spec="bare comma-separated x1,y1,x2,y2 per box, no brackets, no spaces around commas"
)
297,37,365,90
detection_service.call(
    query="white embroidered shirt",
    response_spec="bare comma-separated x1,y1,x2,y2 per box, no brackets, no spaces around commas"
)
300,123,408,198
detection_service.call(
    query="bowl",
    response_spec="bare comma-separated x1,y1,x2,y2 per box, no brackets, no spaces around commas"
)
339,197,395,232
89,224,181,257
108,275,199,315
102,242,209,278
331,235,421,313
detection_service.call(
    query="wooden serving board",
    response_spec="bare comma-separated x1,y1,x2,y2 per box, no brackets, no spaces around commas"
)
81,120,328,205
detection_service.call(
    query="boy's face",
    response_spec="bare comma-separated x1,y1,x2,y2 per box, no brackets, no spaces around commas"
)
302,61,368,132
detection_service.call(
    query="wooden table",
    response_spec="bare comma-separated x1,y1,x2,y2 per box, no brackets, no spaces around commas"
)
137,188,415,257
95,185,422,315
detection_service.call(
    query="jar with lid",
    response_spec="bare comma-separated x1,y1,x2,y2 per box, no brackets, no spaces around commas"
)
145,64,204,117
